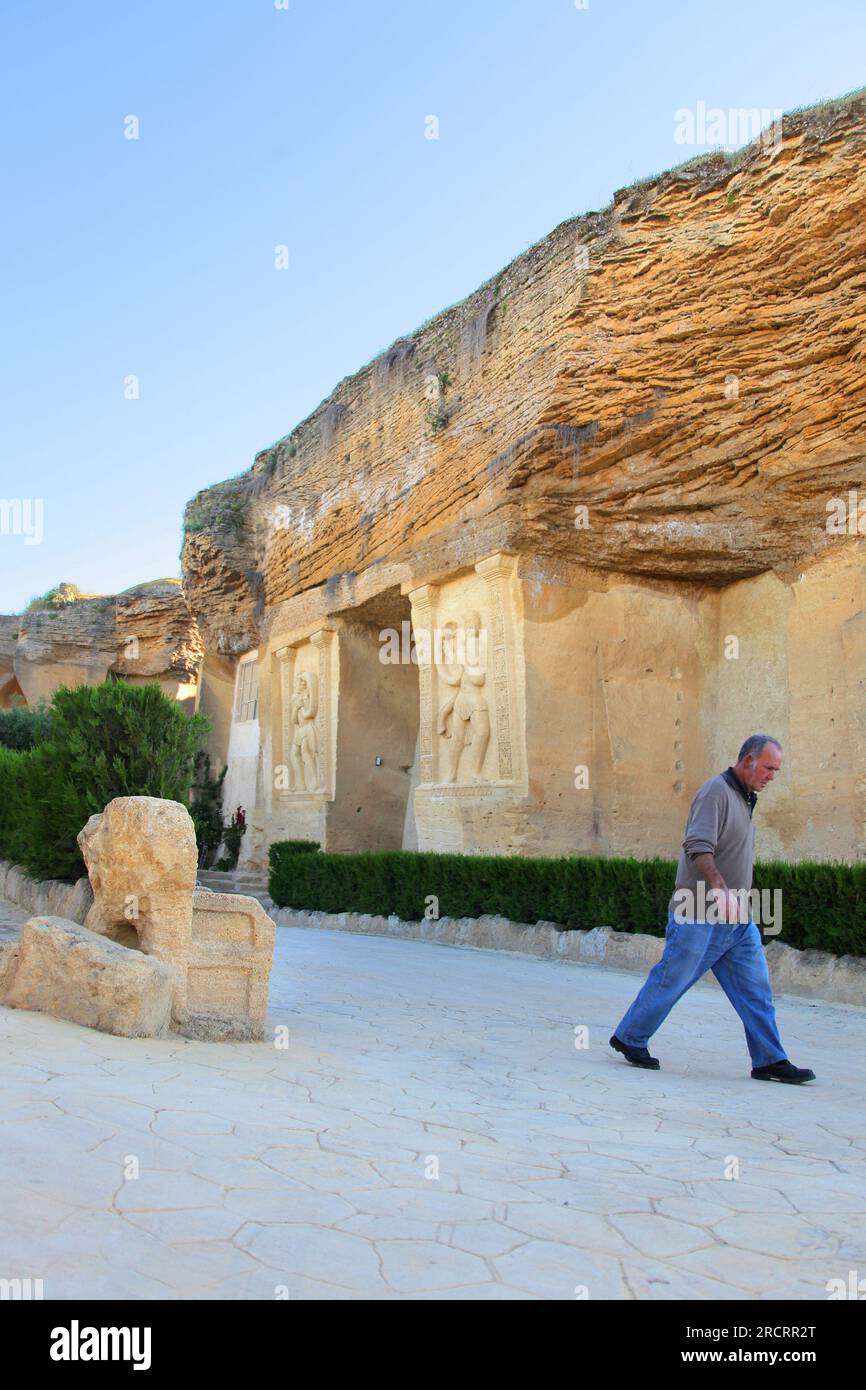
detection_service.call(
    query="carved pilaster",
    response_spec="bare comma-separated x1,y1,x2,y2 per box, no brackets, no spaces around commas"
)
475,552,519,782
407,583,439,786
274,646,295,774
310,629,333,796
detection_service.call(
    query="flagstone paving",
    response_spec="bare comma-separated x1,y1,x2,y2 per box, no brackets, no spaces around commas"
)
0,897,26,942
1,903,864,1300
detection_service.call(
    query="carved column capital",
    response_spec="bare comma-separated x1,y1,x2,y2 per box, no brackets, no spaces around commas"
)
407,583,439,620
475,551,518,583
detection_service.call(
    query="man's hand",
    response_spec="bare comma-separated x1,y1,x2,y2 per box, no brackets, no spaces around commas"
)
707,887,747,924
692,854,746,923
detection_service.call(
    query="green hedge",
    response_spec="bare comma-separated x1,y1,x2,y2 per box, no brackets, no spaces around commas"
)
0,680,210,881
268,846,866,958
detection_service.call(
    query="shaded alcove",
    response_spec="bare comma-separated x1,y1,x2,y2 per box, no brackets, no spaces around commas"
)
327,586,420,852
0,673,26,709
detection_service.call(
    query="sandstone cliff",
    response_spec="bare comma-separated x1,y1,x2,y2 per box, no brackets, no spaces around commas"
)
182,94,866,650
0,581,203,710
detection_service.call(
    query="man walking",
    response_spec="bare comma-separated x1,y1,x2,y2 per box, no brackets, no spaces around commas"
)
610,735,815,1084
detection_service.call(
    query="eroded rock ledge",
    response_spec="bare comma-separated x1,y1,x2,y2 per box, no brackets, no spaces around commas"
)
0,579,203,709
182,95,866,652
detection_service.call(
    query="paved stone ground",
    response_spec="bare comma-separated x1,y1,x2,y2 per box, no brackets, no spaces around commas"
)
1,897,865,1301
0,896,27,942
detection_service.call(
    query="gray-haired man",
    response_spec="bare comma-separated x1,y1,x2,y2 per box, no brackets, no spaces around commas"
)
610,735,816,1084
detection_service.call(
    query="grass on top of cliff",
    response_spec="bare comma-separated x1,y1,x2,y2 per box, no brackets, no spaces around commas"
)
628,148,746,193
785,83,866,117
23,583,106,612
629,86,866,191
184,484,249,538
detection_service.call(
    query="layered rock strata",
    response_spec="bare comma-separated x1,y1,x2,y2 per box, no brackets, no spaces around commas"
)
180,95,866,866
0,580,203,711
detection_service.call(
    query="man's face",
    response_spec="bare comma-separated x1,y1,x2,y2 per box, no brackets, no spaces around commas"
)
742,744,783,791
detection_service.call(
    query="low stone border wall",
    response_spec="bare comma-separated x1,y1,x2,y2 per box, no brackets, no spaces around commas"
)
2,859,863,1010
270,905,866,1009
0,861,91,926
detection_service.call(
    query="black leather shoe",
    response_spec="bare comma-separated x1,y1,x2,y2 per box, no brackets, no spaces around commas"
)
609,1034,660,1069
751,1059,816,1084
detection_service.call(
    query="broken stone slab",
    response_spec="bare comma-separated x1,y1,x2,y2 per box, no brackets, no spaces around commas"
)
2,915,173,1038
178,890,276,1042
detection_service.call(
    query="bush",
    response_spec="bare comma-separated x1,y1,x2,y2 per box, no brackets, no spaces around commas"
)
271,839,320,863
0,702,52,750
268,846,866,958
0,679,210,881
190,751,227,868
0,747,31,864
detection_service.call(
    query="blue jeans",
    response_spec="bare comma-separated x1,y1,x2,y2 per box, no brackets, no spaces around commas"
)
615,913,786,1068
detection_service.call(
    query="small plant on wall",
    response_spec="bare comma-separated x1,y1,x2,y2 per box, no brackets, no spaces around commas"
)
424,368,453,438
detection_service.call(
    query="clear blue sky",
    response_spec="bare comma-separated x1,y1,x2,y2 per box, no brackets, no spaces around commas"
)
0,0,862,613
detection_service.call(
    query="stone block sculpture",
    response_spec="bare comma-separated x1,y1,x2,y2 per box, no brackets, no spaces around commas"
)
78,796,198,1022
0,795,276,1041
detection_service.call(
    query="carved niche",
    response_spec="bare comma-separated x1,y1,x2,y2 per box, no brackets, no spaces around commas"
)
435,610,491,785
273,629,336,799
408,553,521,790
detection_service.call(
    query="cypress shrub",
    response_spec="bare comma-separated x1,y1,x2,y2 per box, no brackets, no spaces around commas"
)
0,679,210,881
0,746,30,865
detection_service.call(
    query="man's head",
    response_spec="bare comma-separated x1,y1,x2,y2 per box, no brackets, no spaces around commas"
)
735,734,783,792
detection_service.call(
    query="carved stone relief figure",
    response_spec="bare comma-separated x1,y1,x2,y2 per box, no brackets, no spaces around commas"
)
436,610,490,783
288,669,319,792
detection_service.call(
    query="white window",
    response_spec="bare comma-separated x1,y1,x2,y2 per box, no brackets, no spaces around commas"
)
235,659,259,722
